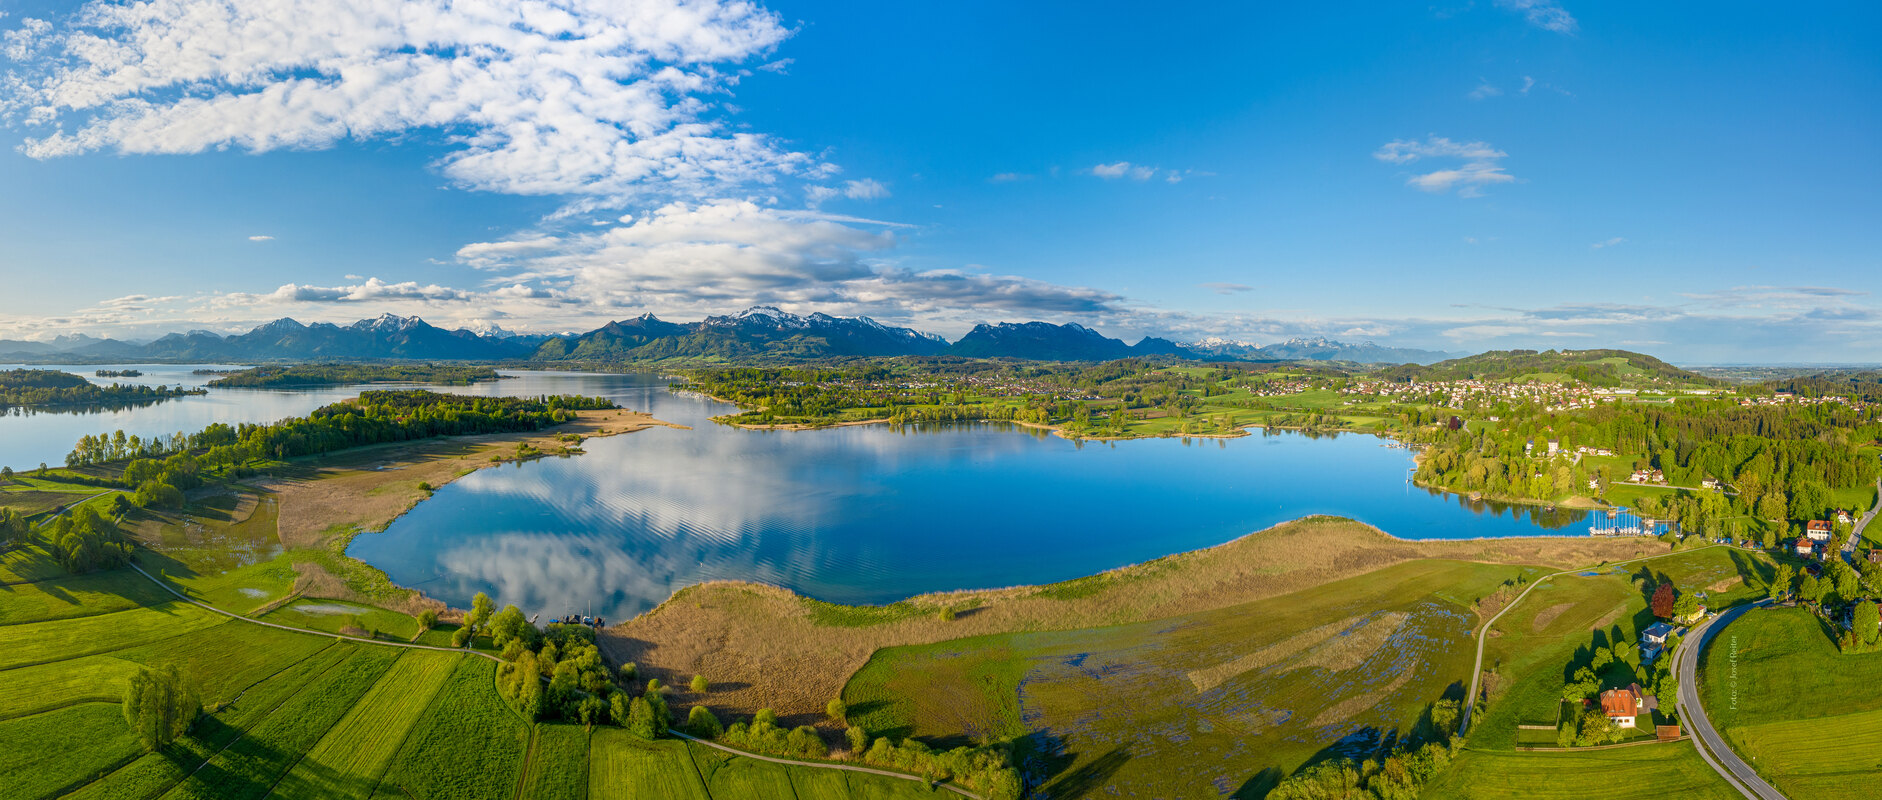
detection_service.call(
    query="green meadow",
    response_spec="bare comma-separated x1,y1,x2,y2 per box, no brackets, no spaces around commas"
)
1699,606,1882,799
0,504,969,800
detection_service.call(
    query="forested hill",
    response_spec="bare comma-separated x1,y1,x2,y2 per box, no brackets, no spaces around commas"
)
1372,349,1717,387
1762,371,1882,402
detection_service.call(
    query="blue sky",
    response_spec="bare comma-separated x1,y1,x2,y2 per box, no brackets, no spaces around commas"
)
0,0,1878,362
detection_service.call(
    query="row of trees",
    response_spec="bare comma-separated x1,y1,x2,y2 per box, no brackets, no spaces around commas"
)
66,391,615,468
1267,699,1462,800
43,506,133,574
205,364,500,387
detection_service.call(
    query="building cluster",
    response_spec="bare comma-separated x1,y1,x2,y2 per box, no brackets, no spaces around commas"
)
1339,379,1607,412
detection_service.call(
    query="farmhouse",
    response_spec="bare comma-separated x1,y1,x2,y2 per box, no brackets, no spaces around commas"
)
1795,539,1818,558
1805,520,1833,542
1836,509,1853,526
1600,685,1646,728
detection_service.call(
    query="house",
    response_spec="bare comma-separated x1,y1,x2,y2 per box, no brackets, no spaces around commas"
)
1642,622,1676,646
1867,549,1882,565
1547,439,1561,456
1701,477,1721,490
1805,520,1833,541
1600,685,1646,728
1679,605,1708,625
1588,477,1602,491
1835,509,1853,526
1795,539,1818,558
1638,642,1663,664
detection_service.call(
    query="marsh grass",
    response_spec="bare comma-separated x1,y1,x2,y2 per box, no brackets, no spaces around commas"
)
605,517,1665,731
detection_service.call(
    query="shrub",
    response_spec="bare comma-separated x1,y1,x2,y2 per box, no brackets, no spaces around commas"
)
690,674,710,693
451,626,473,648
844,725,869,753
686,705,723,739
825,698,848,722
416,608,438,630
625,697,659,739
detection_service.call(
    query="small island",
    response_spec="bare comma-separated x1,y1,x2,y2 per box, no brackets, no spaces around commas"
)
206,363,503,388
94,369,143,377
0,368,203,410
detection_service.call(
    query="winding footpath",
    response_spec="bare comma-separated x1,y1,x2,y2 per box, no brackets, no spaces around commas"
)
1672,600,1785,800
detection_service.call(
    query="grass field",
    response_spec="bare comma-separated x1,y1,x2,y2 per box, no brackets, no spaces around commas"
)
375,655,530,800
845,558,1517,797
259,597,421,640
0,600,224,669
0,567,175,623
269,650,460,799
1422,746,1739,799
0,702,147,800
588,730,712,800
520,724,592,800
1698,606,1882,798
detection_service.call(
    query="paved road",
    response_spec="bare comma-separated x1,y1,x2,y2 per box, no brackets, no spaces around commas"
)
1673,601,1786,800
1845,477,1882,557
1459,544,1730,734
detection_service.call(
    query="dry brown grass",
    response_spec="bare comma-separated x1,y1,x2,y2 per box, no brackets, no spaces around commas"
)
1295,611,1407,672
260,409,678,549
1531,602,1574,632
1185,613,1365,692
1310,670,1414,727
1707,576,1742,593
1590,603,1628,631
602,516,1667,726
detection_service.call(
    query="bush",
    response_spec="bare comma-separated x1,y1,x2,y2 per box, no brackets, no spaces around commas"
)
845,725,869,753
690,674,710,693
134,479,184,510
451,626,473,648
686,705,724,739
825,698,848,722
625,696,659,740
416,608,438,630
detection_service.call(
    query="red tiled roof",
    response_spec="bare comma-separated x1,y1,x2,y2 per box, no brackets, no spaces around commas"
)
1600,688,1639,717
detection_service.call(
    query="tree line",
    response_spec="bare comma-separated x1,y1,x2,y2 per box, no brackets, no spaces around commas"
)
0,368,204,410
205,364,501,387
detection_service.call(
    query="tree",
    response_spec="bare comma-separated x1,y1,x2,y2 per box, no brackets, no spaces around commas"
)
625,696,659,739
1769,564,1795,602
134,480,184,510
1651,583,1676,619
686,705,724,738
689,674,710,694
1575,707,1617,747
487,604,530,648
0,507,24,548
1856,601,1880,648
123,665,199,752
1829,561,1862,603
464,592,495,631
1800,575,1827,606
1672,593,1700,621
826,698,848,722
416,609,438,631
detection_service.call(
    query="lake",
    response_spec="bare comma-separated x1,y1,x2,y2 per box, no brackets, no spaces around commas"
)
1,366,1591,621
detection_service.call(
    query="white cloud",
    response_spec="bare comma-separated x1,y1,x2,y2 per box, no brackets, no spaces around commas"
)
215,277,470,306
247,235,273,241
1469,79,1502,100
1497,0,1578,34
989,172,1030,183
453,200,1120,322
6,0,814,203
1200,282,1254,295
1373,136,1516,197
1091,161,1157,181
1591,237,1625,249
1520,76,1536,95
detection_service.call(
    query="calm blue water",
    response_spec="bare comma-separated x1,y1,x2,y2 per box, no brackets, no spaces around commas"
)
0,366,1591,620
341,372,1588,620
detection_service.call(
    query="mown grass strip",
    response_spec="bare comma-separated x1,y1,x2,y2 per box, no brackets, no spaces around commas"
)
64,642,353,800
1421,746,1739,800
162,646,402,800
265,650,460,800
0,654,145,721
517,724,590,800
0,600,223,670
372,656,529,800
0,702,145,800
586,729,711,800
0,568,174,625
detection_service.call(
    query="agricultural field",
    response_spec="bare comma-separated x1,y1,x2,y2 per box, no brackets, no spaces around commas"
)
1421,738,1738,799
844,558,1519,797
1699,605,1882,799
376,656,531,800
259,597,423,641
270,650,460,799
519,724,593,800
587,732,945,800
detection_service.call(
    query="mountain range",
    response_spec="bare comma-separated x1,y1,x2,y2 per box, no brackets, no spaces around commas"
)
0,309,1454,365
